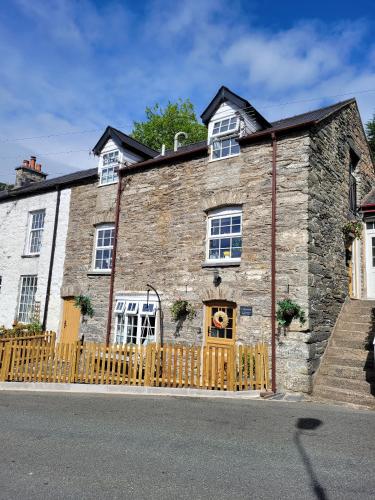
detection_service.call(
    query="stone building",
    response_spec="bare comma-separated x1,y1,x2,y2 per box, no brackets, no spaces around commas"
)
108,87,373,393
60,127,157,342
57,86,374,393
0,157,95,332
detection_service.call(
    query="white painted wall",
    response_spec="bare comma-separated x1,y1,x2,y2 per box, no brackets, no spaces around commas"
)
207,101,262,143
0,189,71,332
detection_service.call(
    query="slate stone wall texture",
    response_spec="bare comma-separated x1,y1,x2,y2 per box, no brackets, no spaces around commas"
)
112,130,311,391
61,179,117,341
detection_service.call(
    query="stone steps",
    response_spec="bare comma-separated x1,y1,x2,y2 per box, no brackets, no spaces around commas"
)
336,320,375,333
312,299,375,409
313,385,375,409
331,336,374,350
318,363,375,381
314,375,375,395
339,313,375,323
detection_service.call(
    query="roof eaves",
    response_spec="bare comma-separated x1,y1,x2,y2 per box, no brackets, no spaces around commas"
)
0,168,98,203
238,120,315,145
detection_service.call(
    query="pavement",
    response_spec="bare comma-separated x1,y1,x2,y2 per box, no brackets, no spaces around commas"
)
0,391,374,500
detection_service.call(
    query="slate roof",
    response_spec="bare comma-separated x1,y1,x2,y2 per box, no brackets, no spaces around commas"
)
200,85,271,129
0,167,97,203
270,98,355,131
92,126,158,159
127,98,356,170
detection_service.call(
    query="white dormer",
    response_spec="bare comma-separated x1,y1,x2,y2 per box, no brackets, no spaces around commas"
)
201,86,271,161
92,127,158,186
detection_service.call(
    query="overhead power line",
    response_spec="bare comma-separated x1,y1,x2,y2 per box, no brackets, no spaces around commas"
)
0,87,374,161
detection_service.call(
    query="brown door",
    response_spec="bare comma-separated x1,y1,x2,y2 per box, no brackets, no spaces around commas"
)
205,301,236,346
60,298,81,343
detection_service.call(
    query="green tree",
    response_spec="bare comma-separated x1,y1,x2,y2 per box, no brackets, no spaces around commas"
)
0,182,11,191
366,113,375,157
131,99,207,151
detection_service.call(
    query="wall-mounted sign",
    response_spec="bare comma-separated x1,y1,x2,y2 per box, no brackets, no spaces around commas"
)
240,306,253,316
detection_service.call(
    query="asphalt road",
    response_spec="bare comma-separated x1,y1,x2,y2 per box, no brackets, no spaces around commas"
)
0,392,374,500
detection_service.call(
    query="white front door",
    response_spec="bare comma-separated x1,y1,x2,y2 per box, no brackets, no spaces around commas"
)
365,221,375,298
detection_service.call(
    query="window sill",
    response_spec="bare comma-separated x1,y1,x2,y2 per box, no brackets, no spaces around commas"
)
202,261,241,268
208,153,240,163
21,254,40,259
87,270,112,276
98,181,118,187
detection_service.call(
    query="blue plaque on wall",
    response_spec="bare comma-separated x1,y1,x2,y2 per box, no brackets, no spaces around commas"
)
240,306,253,316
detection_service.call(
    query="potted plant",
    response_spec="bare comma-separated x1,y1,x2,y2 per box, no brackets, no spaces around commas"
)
276,298,306,328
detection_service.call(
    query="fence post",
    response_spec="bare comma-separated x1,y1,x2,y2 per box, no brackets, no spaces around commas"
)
144,344,152,387
0,342,12,382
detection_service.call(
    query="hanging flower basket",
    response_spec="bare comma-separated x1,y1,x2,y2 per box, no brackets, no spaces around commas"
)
170,300,195,322
276,298,306,328
342,221,362,241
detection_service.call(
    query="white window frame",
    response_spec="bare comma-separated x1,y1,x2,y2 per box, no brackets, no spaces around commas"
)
210,137,240,161
17,275,38,323
114,300,126,314
206,206,242,263
211,117,239,138
26,209,45,255
99,150,120,186
93,224,115,271
114,296,158,346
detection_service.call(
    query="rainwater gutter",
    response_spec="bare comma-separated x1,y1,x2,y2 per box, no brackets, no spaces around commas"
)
105,173,124,346
271,132,277,394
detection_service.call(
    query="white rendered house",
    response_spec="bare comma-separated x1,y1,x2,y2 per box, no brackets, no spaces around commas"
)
0,157,96,332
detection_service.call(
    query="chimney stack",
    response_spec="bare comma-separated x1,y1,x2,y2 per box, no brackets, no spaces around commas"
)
15,156,47,188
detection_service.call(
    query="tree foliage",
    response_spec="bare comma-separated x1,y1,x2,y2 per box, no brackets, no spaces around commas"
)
366,113,375,157
0,182,11,191
131,99,207,151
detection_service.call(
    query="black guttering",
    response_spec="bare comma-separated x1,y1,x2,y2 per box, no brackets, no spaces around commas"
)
0,168,98,203
92,126,159,159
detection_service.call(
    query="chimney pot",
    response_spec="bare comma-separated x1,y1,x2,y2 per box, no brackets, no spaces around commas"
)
23,160,29,167
35,163,42,172
29,156,36,169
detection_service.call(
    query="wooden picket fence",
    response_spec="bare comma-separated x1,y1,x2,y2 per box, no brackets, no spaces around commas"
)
0,332,55,368
0,340,269,391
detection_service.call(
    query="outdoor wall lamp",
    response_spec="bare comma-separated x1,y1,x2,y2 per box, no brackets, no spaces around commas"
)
213,270,221,287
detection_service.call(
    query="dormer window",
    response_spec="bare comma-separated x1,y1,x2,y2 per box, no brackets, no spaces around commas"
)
212,117,239,137
210,116,240,161
99,150,119,185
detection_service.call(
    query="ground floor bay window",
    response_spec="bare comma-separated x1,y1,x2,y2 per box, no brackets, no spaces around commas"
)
114,295,158,345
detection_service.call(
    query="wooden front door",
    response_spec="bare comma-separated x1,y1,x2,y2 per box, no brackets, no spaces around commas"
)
60,298,81,343
205,301,236,346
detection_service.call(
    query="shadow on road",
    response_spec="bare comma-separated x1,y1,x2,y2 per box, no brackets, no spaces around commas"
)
294,418,328,500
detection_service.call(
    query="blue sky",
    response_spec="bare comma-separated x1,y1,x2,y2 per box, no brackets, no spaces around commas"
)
0,0,374,182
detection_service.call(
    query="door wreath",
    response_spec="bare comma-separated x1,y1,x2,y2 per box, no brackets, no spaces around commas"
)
213,310,229,329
